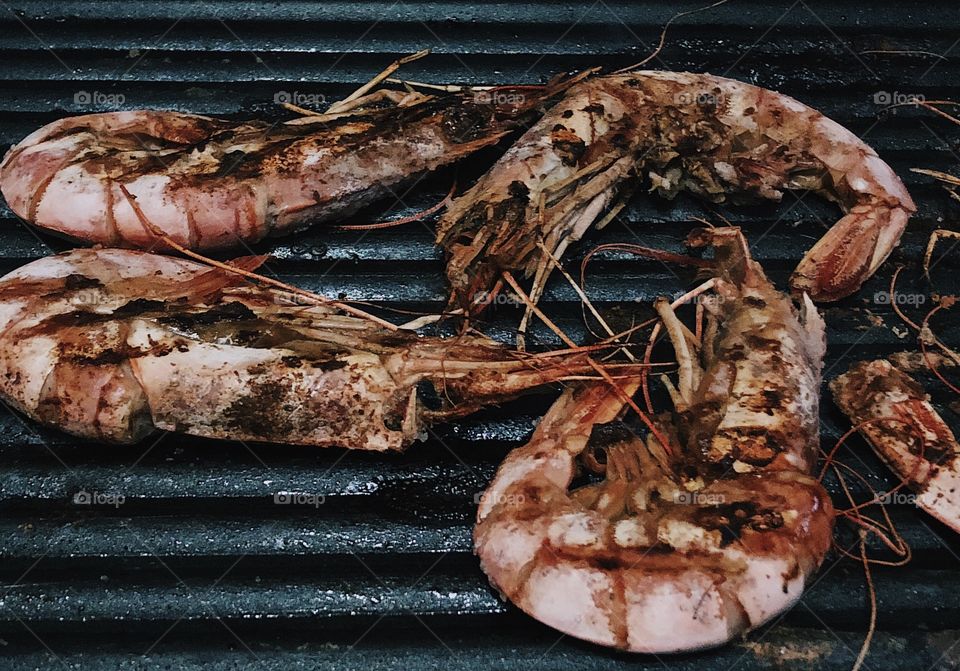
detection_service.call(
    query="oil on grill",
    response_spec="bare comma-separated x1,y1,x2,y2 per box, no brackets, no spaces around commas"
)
0,1,959,669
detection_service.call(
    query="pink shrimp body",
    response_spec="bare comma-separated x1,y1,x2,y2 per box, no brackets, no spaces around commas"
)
0,84,561,250
0,248,615,448
438,70,915,309
474,227,834,653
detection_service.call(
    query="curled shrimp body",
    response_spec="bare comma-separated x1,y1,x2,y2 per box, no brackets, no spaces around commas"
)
438,71,914,310
831,359,960,533
0,82,564,250
0,248,615,449
474,227,834,653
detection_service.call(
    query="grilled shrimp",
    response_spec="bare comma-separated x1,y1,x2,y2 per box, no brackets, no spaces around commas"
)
0,80,568,250
0,248,617,449
438,70,914,310
474,227,834,653
831,359,960,533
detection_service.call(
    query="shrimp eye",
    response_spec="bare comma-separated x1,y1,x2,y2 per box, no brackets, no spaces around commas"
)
416,380,443,410
383,415,402,431
588,445,608,465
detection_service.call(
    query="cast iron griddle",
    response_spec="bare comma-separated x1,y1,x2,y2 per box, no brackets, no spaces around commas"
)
0,1,959,668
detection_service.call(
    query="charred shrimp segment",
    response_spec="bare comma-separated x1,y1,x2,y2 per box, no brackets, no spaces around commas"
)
474,228,834,653
0,82,564,250
680,227,827,474
0,249,607,449
831,359,960,533
438,71,914,309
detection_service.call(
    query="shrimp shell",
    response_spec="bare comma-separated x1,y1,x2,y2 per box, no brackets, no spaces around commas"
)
438,70,915,309
831,359,960,533
0,248,617,449
474,227,834,653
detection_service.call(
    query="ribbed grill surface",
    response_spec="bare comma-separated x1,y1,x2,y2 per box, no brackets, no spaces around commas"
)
0,2,959,668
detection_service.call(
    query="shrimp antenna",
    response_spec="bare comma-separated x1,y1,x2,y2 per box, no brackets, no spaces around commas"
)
886,266,960,391
921,228,960,278
280,49,432,117
581,242,713,272
501,270,675,464
920,298,960,395
326,49,431,115
336,181,456,231
887,265,922,331
535,240,637,362
897,99,960,128
614,0,734,73
859,49,947,61
817,407,937,671
116,184,400,331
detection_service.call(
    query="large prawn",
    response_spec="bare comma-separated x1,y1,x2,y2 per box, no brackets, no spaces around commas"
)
474,227,834,652
0,248,627,449
438,71,914,312
0,75,574,250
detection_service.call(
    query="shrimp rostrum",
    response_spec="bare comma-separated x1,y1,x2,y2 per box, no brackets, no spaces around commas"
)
0,248,620,449
438,71,915,310
0,75,574,250
475,228,834,653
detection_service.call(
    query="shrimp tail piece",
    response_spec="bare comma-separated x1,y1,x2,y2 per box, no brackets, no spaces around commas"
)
790,197,913,302
830,359,960,533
